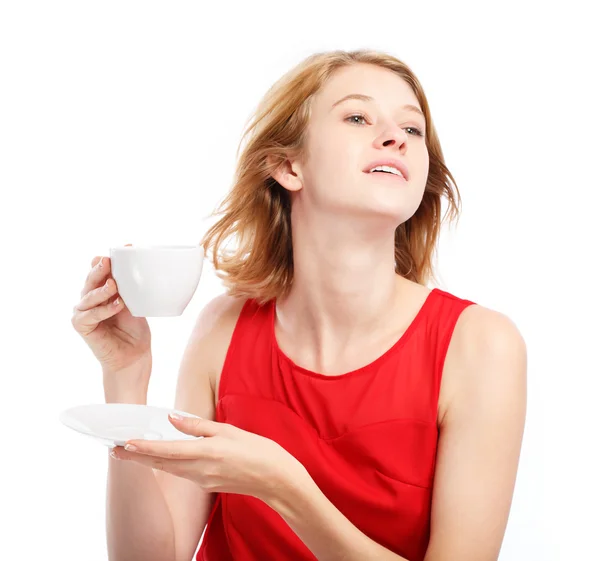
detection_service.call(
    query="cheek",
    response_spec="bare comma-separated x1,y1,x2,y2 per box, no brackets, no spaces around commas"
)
312,144,361,187
302,148,341,192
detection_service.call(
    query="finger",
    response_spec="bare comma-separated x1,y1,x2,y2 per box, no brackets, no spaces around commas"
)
122,436,206,460
76,276,118,313
168,413,222,438
81,243,131,298
71,294,124,333
80,256,112,299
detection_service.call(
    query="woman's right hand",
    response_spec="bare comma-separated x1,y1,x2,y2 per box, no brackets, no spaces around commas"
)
71,248,152,385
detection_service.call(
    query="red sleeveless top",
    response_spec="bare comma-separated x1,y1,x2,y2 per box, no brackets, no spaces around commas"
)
197,287,477,561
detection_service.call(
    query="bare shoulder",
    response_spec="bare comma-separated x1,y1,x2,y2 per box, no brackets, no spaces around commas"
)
190,292,247,340
438,302,528,426
191,292,247,403
454,304,527,364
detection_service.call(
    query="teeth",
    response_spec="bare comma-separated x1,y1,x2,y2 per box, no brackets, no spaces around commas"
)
369,165,403,178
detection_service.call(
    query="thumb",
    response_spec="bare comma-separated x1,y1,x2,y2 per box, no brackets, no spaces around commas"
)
168,412,220,437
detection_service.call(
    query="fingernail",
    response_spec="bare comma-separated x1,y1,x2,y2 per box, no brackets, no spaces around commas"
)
114,297,120,306
169,412,183,421
124,444,137,451
98,257,103,268
110,450,118,459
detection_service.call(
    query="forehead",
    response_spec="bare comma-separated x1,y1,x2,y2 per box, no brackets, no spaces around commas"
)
313,63,421,113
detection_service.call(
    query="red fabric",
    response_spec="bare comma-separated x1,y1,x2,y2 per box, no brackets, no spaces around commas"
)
197,288,477,561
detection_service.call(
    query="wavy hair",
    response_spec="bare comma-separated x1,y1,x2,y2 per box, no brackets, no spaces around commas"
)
200,49,462,306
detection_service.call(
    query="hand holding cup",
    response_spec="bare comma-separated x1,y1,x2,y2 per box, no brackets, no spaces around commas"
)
71,245,153,401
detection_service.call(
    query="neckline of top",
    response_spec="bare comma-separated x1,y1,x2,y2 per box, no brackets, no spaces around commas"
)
270,287,441,380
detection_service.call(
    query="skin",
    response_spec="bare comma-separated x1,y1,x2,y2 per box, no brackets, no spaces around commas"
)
270,63,432,379
112,63,527,561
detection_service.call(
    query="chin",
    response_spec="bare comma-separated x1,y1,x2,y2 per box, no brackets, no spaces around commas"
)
322,190,419,223
365,192,418,218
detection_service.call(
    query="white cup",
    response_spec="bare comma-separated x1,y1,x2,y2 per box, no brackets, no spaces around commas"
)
108,245,204,317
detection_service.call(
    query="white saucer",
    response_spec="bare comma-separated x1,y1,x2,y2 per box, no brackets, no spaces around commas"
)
59,403,203,448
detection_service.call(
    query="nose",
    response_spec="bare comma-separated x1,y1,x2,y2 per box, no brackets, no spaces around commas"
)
375,123,408,150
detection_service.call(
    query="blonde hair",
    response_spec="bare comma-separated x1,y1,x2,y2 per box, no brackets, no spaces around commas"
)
200,49,462,306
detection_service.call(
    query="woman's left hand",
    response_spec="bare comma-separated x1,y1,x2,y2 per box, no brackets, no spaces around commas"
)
110,413,307,503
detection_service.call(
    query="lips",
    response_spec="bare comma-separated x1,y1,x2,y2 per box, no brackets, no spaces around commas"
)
368,170,407,182
362,158,409,181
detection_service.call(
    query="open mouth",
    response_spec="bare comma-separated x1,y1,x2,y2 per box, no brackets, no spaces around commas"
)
365,170,407,181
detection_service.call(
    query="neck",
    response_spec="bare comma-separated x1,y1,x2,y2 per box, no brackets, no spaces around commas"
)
275,211,413,369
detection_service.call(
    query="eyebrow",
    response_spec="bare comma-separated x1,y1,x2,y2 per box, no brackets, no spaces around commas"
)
330,93,425,118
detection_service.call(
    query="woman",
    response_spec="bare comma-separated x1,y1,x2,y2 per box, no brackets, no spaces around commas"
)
72,49,527,561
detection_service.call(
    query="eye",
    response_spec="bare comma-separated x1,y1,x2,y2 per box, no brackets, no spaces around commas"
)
405,127,424,137
345,113,369,126
345,114,424,137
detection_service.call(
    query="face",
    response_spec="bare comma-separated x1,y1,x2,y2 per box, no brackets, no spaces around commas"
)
274,63,429,226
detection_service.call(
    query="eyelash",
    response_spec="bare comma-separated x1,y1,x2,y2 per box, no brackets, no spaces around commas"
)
344,113,424,137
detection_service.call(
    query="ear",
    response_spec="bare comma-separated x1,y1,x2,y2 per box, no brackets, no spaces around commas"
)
267,154,303,193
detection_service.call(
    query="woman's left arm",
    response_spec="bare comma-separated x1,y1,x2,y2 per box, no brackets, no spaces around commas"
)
266,306,528,561
266,466,413,561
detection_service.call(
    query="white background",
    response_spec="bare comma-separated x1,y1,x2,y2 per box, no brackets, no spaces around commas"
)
1,1,598,560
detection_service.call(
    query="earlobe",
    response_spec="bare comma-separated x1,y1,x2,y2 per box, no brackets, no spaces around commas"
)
281,172,303,192
268,157,303,192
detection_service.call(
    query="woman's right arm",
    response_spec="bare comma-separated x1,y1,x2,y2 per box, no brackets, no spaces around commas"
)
105,293,245,561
